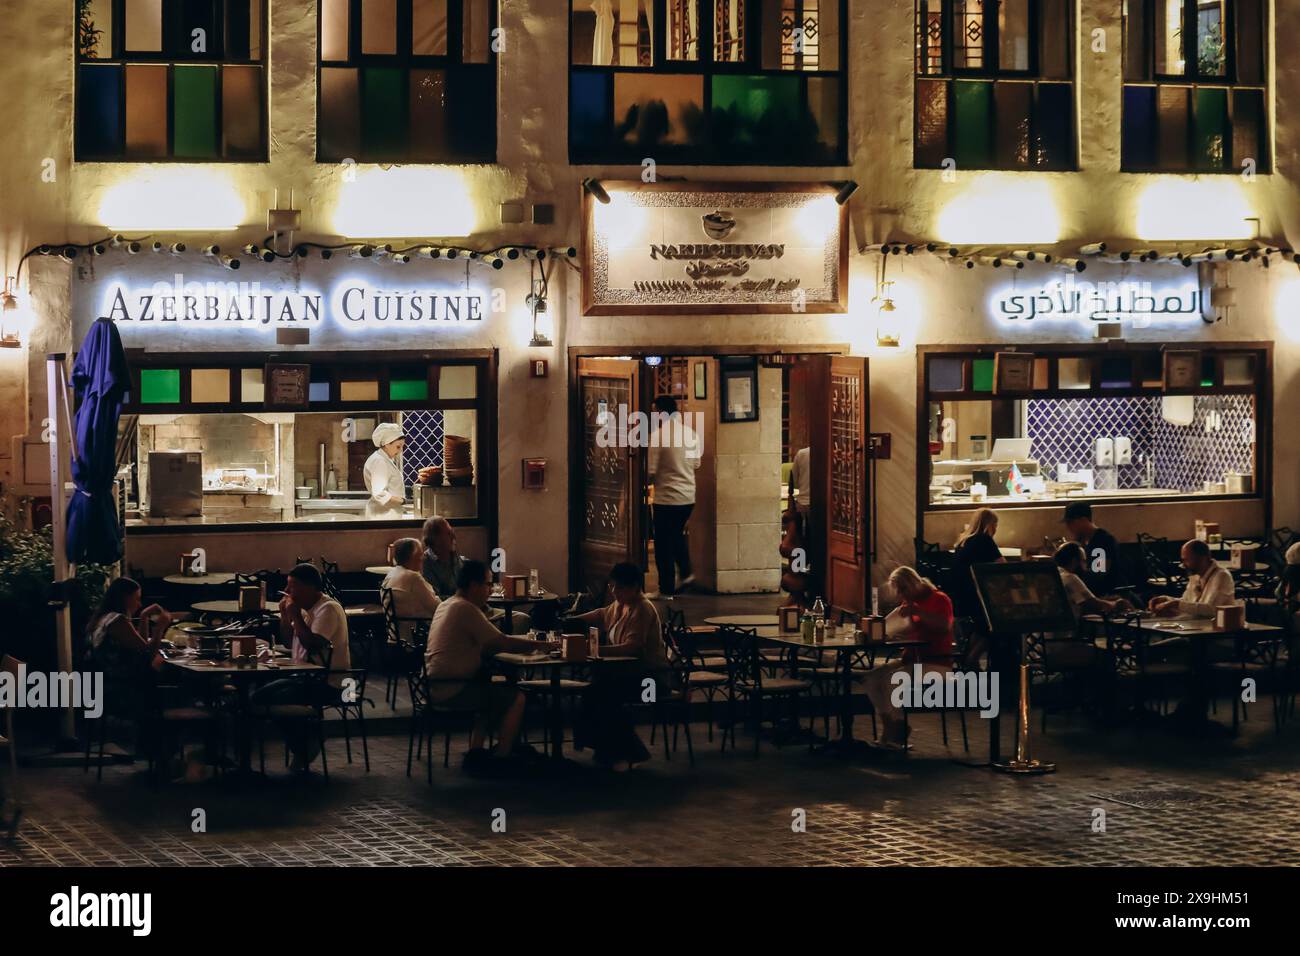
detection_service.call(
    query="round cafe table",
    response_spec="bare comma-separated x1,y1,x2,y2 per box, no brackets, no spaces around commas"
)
488,590,560,634
366,566,394,576
703,613,781,639
191,599,278,619
163,572,237,587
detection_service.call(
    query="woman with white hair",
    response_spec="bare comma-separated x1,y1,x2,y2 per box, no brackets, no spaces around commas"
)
364,422,407,518
861,566,955,749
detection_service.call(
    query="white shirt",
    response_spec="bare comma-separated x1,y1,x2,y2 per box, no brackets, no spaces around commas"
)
790,447,811,507
1177,563,1236,619
647,413,702,506
382,565,441,642
1059,569,1094,620
364,449,405,517
290,597,351,688
424,595,509,701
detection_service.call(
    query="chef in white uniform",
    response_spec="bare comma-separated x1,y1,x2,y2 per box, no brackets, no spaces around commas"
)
364,422,407,518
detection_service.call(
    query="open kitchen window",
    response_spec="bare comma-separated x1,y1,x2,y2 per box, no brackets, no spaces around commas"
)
920,345,1268,511
317,0,497,163
569,0,847,165
115,355,494,529
76,0,268,161
1121,0,1269,173
914,0,1075,171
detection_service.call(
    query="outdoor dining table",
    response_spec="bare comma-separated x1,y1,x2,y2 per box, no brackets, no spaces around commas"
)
760,632,928,755
488,591,560,634
365,566,394,577
163,572,237,587
1089,613,1284,735
191,599,278,619
165,651,323,779
493,650,637,763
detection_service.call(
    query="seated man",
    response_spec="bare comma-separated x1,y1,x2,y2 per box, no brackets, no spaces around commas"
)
256,564,352,770
424,559,550,768
383,536,441,642
861,566,954,749
1149,539,1236,619
567,562,671,769
422,515,529,632
1056,543,1134,620
1050,543,1134,671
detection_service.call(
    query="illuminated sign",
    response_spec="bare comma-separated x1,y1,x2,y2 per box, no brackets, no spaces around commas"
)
991,279,1210,326
98,277,486,329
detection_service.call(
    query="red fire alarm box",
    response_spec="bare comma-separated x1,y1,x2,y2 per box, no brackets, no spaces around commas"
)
522,458,546,489
530,359,549,378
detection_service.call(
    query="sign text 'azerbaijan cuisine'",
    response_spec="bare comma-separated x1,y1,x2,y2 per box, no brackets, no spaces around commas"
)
582,182,848,315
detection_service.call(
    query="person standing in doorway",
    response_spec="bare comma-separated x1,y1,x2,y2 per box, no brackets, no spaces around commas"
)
646,395,701,598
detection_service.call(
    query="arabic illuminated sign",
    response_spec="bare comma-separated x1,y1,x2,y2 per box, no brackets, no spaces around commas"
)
991,279,1211,326
97,277,487,330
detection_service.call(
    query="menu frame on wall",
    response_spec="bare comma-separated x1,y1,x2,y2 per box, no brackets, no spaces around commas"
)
580,180,850,316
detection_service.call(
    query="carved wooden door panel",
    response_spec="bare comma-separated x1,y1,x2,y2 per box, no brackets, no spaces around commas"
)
825,356,870,612
577,358,641,596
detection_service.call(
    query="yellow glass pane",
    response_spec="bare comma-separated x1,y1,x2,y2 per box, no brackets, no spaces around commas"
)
321,0,350,60
192,369,231,404
125,0,162,52
362,0,398,54
413,0,449,55
340,381,380,402
240,368,265,403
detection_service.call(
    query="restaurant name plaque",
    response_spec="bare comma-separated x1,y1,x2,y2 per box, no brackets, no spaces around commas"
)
582,181,848,315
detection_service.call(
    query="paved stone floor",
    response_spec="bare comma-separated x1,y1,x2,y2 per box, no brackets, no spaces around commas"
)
3,701,1299,867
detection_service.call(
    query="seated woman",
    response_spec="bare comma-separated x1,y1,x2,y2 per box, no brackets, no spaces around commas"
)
85,577,171,688
567,562,671,770
860,566,955,749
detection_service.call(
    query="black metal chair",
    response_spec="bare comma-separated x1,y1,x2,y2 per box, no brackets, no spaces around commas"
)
718,625,812,756
321,668,375,770
379,586,431,710
251,645,332,781
661,615,726,752
405,670,485,784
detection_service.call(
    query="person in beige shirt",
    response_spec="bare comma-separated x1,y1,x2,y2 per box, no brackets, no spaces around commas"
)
424,559,553,765
1149,539,1237,619
382,537,441,642
568,562,671,769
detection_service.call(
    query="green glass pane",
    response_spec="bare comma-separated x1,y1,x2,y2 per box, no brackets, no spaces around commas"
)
390,379,429,401
362,67,406,158
173,65,218,158
140,369,181,404
972,359,994,393
711,75,800,154
1194,88,1228,170
953,80,993,169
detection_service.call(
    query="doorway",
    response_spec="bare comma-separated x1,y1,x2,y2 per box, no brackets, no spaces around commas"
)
568,347,871,612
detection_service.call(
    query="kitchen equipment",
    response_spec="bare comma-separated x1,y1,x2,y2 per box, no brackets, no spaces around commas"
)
413,483,438,518
148,451,203,518
1094,437,1114,467
295,486,311,500
1226,472,1254,494
1113,436,1132,466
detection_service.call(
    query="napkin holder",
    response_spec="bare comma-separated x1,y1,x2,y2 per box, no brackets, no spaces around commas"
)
196,635,227,660
179,551,203,576
230,635,257,658
238,583,265,614
505,574,530,599
562,634,588,662
1215,604,1246,632
1229,543,1257,570
858,615,887,644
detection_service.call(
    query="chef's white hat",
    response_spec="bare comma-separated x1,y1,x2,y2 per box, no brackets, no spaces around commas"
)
372,422,404,448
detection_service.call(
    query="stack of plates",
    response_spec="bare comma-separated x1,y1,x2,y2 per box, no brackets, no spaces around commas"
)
444,435,473,486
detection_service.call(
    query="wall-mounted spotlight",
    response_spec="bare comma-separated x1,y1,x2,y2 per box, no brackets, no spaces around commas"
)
320,248,334,260
350,245,374,259
60,247,78,261
202,245,222,259
834,181,859,206
522,248,547,261
417,246,441,259
219,255,241,271
391,253,411,264
480,253,504,270
243,243,275,263
582,178,611,205
90,243,108,256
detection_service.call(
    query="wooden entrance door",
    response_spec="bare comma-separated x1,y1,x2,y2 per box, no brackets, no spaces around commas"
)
824,356,871,612
575,358,642,596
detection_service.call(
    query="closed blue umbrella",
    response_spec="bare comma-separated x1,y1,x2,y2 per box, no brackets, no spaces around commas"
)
66,318,129,565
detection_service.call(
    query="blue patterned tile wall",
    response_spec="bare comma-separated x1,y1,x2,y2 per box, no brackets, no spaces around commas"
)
1026,396,1254,493
399,409,445,487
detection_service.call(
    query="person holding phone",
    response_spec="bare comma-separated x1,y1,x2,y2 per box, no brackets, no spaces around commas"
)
85,577,172,681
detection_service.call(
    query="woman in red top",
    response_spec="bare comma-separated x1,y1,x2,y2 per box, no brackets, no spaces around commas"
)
863,566,955,748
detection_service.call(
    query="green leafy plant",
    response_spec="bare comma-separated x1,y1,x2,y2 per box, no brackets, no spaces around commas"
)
77,0,104,59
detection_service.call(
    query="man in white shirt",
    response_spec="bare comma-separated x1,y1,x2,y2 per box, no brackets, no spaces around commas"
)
382,537,441,642
255,564,352,770
1149,539,1236,619
646,395,702,597
1055,543,1134,621
788,446,811,510
425,559,554,767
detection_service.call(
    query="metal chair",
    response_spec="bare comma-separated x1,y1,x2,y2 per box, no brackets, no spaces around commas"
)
718,625,812,756
321,668,375,770
661,616,725,753
379,586,431,710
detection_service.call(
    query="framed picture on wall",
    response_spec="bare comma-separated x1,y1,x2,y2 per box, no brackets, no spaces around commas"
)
720,356,759,423
1163,350,1201,389
694,361,707,400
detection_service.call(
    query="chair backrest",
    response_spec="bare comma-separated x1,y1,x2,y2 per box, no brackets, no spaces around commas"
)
719,625,760,687
379,586,401,644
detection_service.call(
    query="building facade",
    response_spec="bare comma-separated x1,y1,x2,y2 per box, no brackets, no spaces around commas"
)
1,1,1297,600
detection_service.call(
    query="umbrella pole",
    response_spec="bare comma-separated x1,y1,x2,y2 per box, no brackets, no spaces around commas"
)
46,354,77,746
